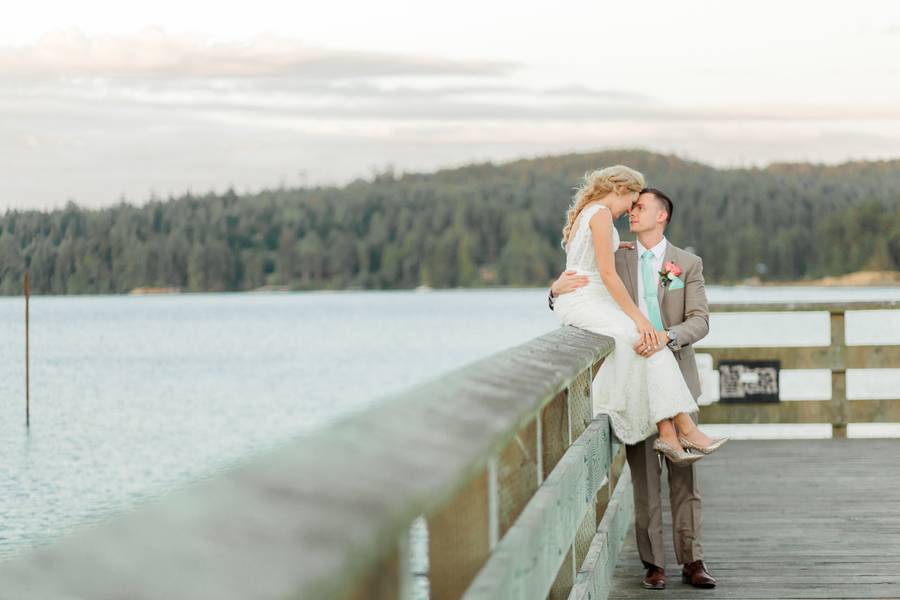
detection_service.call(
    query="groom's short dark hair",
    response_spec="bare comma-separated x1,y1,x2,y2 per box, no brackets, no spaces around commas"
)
640,187,673,225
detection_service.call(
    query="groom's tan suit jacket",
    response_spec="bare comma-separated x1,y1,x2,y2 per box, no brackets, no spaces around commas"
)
613,240,710,569
614,242,710,401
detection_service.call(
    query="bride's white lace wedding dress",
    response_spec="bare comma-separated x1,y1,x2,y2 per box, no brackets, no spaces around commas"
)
554,203,699,444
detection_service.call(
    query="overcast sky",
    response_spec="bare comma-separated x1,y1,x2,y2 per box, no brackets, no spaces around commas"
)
3,0,900,209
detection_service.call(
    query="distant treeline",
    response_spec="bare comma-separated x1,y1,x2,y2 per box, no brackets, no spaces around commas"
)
1,150,899,295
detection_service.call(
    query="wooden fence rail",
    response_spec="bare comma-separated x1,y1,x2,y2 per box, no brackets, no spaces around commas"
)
699,300,900,437
0,326,630,600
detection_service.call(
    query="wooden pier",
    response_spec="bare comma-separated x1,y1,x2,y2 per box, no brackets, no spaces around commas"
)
609,300,900,599
610,438,900,599
0,301,897,599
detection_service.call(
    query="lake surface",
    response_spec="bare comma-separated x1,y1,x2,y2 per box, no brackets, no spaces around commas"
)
1,286,899,562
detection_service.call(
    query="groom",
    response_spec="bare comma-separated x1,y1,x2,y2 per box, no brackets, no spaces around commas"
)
548,188,716,590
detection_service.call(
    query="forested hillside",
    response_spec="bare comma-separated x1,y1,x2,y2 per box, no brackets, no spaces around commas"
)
1,150,899,294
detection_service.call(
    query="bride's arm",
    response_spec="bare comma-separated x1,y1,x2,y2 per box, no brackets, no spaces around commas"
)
589,210,662,348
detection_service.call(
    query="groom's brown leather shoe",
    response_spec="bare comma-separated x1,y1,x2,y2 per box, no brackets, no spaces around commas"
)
682,560,717,588
641,565,666,589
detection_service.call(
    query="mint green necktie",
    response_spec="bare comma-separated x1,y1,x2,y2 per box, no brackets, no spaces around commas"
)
640,250,665,330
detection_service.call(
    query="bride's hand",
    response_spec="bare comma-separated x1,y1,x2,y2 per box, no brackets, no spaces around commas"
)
634,316,661,353
634,332,666,357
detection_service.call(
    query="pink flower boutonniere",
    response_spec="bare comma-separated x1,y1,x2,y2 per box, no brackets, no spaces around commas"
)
659,261,683,288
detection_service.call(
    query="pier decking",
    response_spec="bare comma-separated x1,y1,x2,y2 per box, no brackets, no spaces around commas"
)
610,439,900,599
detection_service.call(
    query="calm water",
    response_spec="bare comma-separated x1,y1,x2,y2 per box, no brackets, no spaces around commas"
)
1,286,899,561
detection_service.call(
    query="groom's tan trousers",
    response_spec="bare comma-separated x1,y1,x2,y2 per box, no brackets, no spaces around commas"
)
625,412,703,568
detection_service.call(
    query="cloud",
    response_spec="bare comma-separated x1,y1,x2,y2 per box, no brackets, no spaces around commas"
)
3,28,900,209
14,28,896,128
5,106,900,211
242,80,650,103
0,27,514,80
10,77,898,125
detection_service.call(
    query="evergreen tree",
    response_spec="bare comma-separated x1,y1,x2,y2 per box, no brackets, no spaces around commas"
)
1,150,898,295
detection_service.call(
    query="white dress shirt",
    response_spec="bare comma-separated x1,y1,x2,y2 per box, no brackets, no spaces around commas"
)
635,236,667,319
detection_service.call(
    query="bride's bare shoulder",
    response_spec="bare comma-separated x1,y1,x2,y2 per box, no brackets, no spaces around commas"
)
585,203,612,226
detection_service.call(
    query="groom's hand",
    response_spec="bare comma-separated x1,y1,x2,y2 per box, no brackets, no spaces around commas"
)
550,270,589,298
634,330,670,357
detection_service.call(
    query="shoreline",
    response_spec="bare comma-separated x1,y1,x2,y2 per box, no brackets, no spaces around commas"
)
119,270,900,295
5,286,900,301
3,271,899,298
737,271,900,287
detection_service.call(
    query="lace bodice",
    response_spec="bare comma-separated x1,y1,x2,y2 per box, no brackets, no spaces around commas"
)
564,204,619,275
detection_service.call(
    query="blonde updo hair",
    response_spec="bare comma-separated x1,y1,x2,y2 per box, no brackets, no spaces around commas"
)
561,165,646,247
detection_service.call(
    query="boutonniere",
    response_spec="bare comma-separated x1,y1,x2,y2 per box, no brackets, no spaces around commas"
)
659,261,685,290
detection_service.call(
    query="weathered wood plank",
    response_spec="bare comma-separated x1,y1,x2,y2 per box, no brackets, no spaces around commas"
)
497,417,539,539
548,547,575,600
568,465,634,600
709,300,900,312
848,398,900,422
568,368,593,443
699,345,900,370
831,313,849,438
573,496,598,570
428,467,491,600
0,326,614,600
700,398,900,424
345,540,405,600
609,439,900,600
541,392,570,482
463,419,612,600
594,441,618,525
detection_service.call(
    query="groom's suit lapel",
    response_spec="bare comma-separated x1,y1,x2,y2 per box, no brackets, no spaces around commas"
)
659,242,687,331
657,242,677,308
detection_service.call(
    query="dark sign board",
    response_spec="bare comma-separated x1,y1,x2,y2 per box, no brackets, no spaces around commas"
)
719,360,780,403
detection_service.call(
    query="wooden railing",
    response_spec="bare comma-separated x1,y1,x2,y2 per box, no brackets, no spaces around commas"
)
0,326,632,600
699,300,900,437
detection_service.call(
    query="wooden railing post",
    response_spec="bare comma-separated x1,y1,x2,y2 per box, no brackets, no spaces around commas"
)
830,311,848,439
548,366,592,600
540,388,570,592
571,365,601,579
345,538,408,600
428,467,491,600
497,417,539,539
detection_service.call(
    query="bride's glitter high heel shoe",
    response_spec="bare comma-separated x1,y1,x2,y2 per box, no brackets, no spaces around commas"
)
652,438,704,468
678,435,729,456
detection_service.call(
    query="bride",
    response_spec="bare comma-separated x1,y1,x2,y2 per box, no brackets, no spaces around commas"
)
553,165,725,466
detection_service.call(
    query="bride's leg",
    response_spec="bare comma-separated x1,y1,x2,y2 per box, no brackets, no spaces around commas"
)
656,418,687,453
673,412,714,447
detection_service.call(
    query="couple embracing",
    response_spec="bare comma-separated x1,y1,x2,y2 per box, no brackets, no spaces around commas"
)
548,165,726,590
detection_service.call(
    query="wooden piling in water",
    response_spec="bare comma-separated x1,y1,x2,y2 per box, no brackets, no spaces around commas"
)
25,271,30,427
